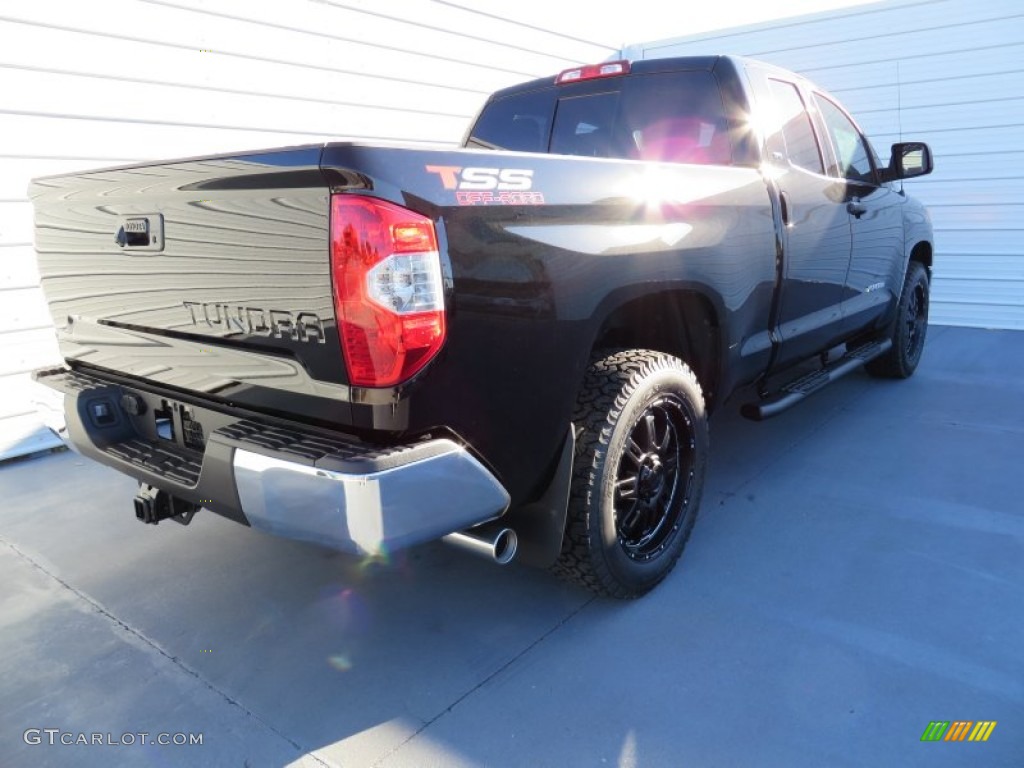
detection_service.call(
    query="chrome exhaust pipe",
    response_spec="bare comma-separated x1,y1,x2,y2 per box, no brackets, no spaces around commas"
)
443,525,518,565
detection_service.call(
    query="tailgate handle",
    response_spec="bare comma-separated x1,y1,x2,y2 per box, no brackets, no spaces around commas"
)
115,214,164,251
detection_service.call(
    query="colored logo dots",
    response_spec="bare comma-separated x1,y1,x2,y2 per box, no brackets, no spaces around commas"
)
921,721,997,742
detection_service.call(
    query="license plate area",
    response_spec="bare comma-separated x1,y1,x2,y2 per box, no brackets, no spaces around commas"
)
149,399,207,451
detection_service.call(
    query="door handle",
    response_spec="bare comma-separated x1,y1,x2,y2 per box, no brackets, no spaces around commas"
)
846,200,867,218
780,191,791,226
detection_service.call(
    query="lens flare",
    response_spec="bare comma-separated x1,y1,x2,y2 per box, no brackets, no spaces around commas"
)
357,544,391,572
327,654,353,672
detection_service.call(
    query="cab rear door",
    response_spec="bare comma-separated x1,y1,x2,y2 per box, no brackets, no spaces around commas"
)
811,92,906,335
747,68,853,369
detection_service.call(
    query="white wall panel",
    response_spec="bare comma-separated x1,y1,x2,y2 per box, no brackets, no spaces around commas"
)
3,69,469,142
625,0,1024,330
0,23,488,116
0,246,45,290
1,330,62,379
0,203,35,245
0,288,54,332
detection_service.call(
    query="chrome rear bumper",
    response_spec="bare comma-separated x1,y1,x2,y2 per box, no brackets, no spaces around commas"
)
233,441,510,555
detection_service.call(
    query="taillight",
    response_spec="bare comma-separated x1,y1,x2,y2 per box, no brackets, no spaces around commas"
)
330,195,446,388
555,60,630,85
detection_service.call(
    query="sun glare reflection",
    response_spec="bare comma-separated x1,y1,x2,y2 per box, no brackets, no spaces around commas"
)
626,164,755,210
617,728,638,768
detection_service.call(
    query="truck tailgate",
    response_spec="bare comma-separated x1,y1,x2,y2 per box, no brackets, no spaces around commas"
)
29,146,347,419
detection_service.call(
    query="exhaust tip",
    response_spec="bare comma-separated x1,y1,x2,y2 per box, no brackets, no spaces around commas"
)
442,526,518,565
492,528,518,565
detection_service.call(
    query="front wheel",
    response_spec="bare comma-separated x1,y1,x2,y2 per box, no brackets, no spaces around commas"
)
865,261,930,379
552,350,708,598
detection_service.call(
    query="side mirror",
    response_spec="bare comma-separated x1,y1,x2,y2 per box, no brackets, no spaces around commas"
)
882,142,933,182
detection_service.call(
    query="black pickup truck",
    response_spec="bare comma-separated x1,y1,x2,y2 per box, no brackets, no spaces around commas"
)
30,55,933,597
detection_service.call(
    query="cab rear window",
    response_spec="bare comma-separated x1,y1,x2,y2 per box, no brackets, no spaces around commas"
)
468,71,732,166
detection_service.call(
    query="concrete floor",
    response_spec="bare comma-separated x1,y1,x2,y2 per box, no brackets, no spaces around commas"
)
1,325,1021,768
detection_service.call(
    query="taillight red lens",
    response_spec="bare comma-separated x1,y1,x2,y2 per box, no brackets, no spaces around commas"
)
330,195,446,388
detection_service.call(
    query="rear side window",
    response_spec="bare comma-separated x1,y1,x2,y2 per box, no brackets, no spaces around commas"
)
468,71,732,165
766,79,824,174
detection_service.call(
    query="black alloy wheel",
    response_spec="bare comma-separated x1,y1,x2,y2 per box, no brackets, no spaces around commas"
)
903,277,928,365
866,260,930,379
614,395,694,562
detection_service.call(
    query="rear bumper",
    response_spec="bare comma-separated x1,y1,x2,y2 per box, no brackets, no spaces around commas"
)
33,366,510,555
232,443,509,553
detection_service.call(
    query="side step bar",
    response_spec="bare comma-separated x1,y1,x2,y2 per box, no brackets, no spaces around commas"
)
741,339,892,421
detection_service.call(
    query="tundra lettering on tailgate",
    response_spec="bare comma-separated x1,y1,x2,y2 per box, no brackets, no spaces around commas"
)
182,301,326,343
425,164,544,206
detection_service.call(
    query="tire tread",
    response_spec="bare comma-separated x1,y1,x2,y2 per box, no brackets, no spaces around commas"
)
551,349,706,598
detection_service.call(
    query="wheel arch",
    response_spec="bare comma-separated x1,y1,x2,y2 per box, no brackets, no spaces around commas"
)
588,286,724,410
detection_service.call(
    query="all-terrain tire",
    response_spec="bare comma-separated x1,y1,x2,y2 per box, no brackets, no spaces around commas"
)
865,261,930,379
551,349,708,598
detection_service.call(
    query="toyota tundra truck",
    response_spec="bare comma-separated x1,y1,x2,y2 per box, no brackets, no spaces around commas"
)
30,55,934,597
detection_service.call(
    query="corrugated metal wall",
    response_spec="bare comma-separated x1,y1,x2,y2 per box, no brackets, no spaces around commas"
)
623,0,1024,331
0,0,614,459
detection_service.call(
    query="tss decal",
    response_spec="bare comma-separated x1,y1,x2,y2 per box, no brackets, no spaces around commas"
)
426,165,545,205
426,165,533,190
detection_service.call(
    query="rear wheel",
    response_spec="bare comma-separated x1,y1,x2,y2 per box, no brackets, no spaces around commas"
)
866,261,930,379
552,349,708,598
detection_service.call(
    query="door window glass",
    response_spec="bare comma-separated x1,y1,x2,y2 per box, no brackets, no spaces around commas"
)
766,79,824,174
814,94,875,183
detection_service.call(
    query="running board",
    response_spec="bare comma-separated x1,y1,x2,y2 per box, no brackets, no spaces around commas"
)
741,339,892,421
